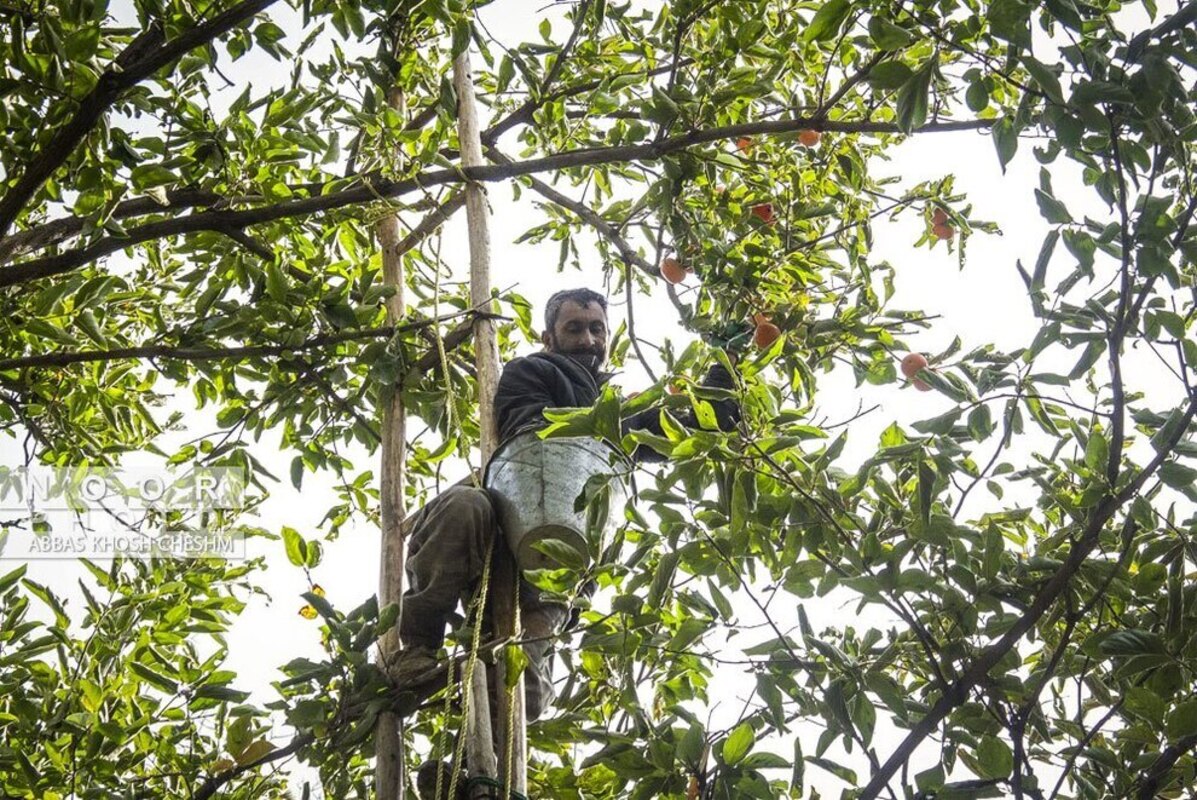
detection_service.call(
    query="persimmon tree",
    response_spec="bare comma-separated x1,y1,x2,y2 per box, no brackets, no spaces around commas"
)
1,0,1195,798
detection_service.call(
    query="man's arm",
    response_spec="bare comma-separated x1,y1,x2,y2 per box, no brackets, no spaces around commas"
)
493,357,562,443
621,362,741,463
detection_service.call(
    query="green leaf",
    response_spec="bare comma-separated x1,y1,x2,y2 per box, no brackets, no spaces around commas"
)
868,17,914,50
76,309,106,345
130,164,177,189
192,684,251,703
987,0,1032,47
966,80,990,112
502,643,530,690
305,540,323,568
290,456,304,490
867,61,914,91
791,735,805,793
975,735,1013,779
451,19,471,58
1159,462,1197,490
129,661,179,693
0,563,28,594
236,738,275,766
806,756,856,783
1023,56,1065,104
282,526,308,567
1032,229,1058,292
1166,699,1197,741
742,752,789,769
722,722,754,765
300,591,335,619
992,117,1019,173
1084,429,1109,472
1099,629,1164,656
530,537,587,570
1035,189,1072,224
915,763,945,792
497,56,515,93
265,260,288,303
1026,322,1061,361
1068,340,1106,379
803,0,850,43
254,21,287,45
895,62,932,133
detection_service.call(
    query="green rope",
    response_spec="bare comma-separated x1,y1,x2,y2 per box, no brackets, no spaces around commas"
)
501,571,521,797
467,775,530,800
446,533,495,800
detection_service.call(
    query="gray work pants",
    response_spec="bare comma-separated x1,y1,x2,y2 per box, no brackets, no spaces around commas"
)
400,483,567,721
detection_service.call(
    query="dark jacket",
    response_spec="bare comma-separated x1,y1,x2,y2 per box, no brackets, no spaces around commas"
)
492,351,741,460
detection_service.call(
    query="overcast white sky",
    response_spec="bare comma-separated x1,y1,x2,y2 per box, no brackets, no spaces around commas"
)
5,0,1189,795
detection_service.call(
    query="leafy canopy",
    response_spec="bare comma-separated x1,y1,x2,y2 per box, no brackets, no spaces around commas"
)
1,0,1196,797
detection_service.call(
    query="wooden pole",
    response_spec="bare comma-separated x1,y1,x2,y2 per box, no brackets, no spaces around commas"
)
452,45,528,797
375,86,408,800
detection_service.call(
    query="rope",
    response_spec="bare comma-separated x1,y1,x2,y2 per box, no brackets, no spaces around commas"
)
446,532,495,800
501,572,521,797
431,634,459,800
466,775,530,800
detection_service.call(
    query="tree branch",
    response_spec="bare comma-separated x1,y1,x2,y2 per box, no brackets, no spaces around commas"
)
0,57,690,266
485,146,653,275
0,309,497,372
0,189,226,264
0,0,281,239
0,116,992,289
1135,732,1197,798
192,732,315,800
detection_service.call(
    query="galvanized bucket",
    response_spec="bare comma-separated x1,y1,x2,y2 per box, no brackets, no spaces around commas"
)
484,431,630,574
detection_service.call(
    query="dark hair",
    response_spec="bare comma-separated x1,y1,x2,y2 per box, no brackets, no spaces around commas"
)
544,288,608,333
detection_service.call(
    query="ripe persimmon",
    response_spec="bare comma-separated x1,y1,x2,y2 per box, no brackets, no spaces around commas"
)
753,320,781,349
798,129,821,147
736,137,752,153
900,353,928,379
661,257,689,284
932,223,955,240
751,203,775,224
901,353,934,390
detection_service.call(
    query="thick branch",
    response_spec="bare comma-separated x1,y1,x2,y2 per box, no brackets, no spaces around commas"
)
0,117,991,289
0,189,224,263
0,309,495,372
0,0,280,239
0,58,684,266
1135,733,1197,798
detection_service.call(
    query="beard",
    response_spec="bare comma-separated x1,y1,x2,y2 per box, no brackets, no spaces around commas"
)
549,334,605,375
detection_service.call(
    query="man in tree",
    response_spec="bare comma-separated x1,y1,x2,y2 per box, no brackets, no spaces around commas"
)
388,288,741,718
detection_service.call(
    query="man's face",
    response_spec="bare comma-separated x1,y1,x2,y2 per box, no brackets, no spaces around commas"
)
542,300,608,372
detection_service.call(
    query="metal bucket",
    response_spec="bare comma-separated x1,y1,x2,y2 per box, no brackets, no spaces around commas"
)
484,431,630,574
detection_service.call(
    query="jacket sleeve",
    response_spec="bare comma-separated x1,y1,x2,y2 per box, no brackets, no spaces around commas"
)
621,363,742,463
493,357,560,443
